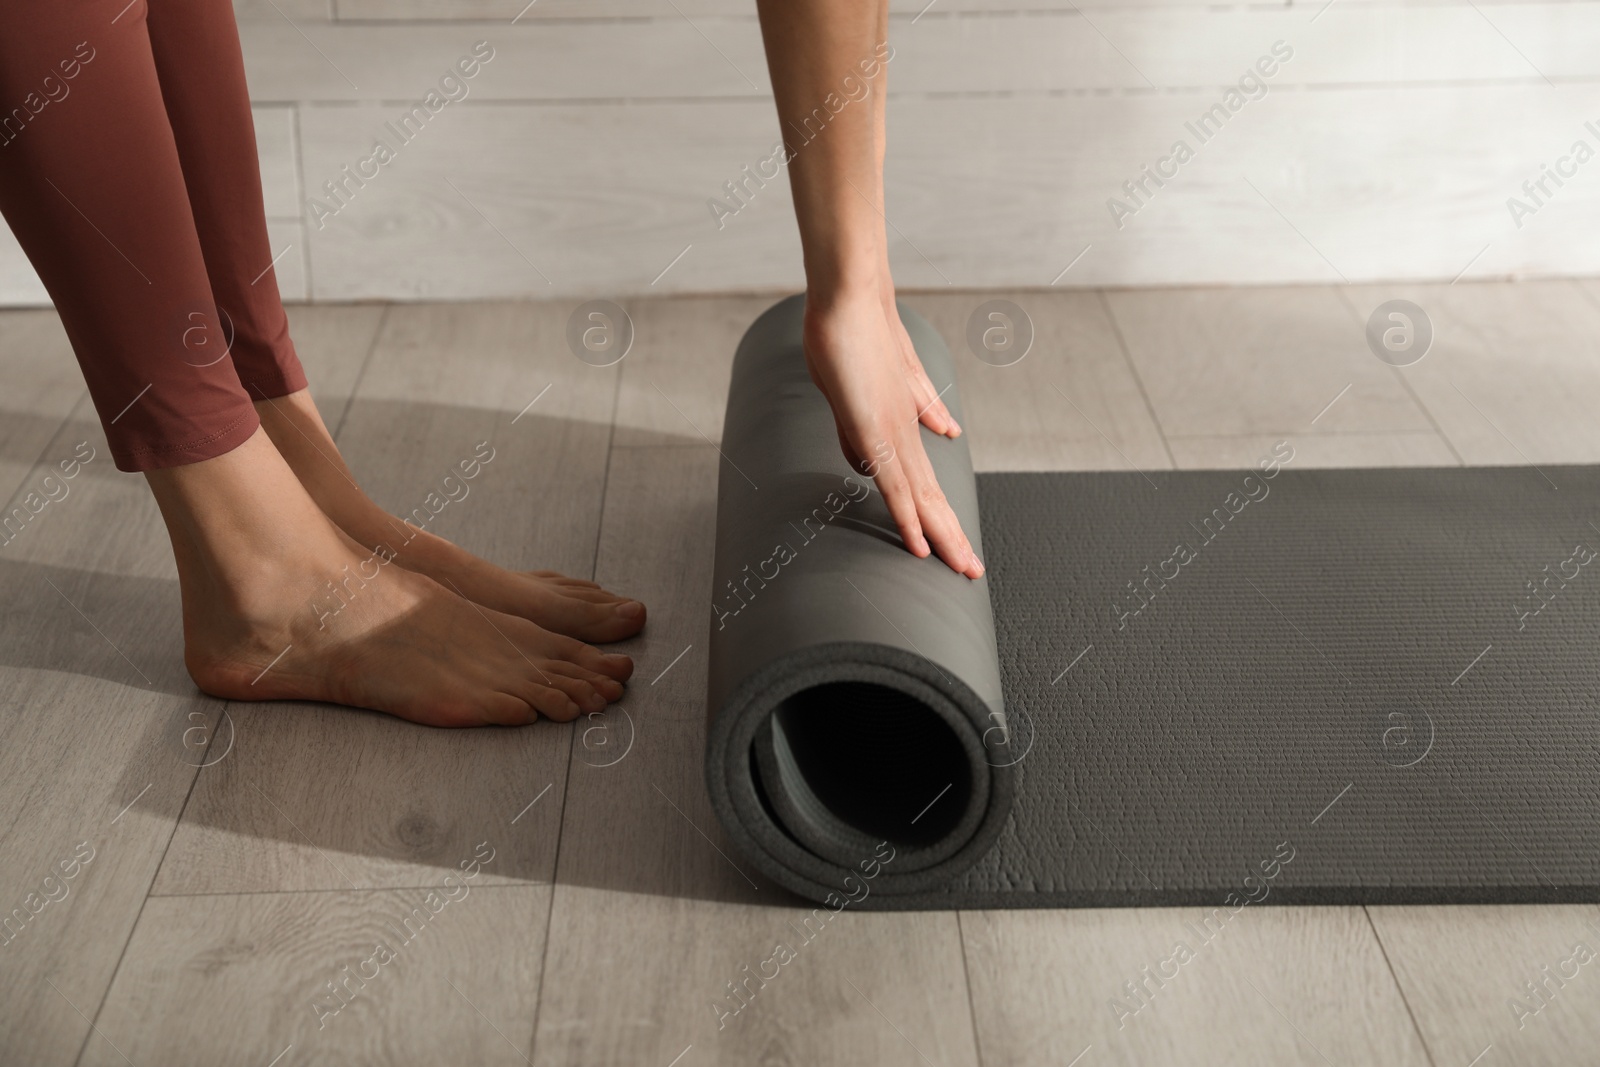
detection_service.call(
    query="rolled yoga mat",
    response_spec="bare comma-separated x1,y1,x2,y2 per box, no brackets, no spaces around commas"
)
705,294,1600,910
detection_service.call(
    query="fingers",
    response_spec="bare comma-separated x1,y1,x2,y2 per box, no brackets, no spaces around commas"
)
894,324,961,439
917,395,960,439
836,428,865,476
903,440,983,579
868,440,931,559
907,369,959,439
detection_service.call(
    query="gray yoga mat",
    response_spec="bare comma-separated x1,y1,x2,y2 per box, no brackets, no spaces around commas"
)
705,294,1600,909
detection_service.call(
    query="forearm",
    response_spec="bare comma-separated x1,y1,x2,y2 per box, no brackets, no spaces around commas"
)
754,0,892,299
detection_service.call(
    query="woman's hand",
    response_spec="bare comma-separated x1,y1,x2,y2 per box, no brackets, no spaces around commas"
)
880,279,961,441
802,286,983,579
752,0,977,577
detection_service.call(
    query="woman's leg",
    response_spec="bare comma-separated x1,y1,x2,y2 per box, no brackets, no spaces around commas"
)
140,0,646,643
0,0,259,470
0,1,630,724
143,0,306,404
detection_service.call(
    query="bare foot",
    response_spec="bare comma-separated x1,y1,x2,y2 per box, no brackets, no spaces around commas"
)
252,389,646,644
375,526,648,646
148,429,632,727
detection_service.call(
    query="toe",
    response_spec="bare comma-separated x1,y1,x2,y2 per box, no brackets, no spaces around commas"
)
527,570,603,590
540,670,607,712
543,660,626,701
521,682,582,722
561,597,647,643
577,642,633,681
480,693,540,727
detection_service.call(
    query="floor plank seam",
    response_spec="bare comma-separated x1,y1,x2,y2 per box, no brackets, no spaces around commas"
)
327,302,392,441
145,880,555,899
1095,289,1179,472
1164,429,1468,441
527,363,615,1064
69,752,209,1067
1362,906,1441,1067
524,736,576,1066
586,357,625,585
1330,287,1466,468
954,911,989,1067
0,388,89,519
1569,277,1600,320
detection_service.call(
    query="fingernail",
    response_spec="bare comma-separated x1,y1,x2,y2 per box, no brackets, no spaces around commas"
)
971,552,985,577
566,700,581,717
616,600,645,619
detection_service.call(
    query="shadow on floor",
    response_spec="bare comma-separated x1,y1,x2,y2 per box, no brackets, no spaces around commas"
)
1,399,788,904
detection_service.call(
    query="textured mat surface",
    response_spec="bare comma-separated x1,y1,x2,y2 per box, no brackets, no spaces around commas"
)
706,295,1600,909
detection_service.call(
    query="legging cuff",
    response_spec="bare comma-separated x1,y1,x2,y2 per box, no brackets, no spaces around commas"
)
111,406,261,473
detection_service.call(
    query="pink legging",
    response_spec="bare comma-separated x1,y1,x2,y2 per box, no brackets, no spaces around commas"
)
0,0,306,471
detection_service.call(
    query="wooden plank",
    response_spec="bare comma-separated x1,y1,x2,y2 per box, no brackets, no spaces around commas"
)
1367,903,1600,1067
0,311,88,499
1168,431,1459,468
878,86,1600,290
1103,286,1436,438
296,84,1600,301
613,287,1172,471
81,886,549,1067
1345,280,1600,465
255,105,302,218
279,302,388,418
0,226,47,306
334,0,1568,20
0,411,215,1066
247,7,1597,95
537,892,981,1067
533,444,981,1066
236,0,329,21
333,301,616,577
264,219,309,302
612,294,772,449
962,905,1431,1066
901,290,1172,473
298,98,802,299
239,20,773,102
330,0,1247,20
152,300,608,895
6,13,1600,307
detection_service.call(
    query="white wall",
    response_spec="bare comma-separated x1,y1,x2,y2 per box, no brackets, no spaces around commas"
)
3,0,1598,304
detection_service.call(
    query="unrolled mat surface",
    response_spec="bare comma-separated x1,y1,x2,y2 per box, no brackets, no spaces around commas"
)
706,295,1600,910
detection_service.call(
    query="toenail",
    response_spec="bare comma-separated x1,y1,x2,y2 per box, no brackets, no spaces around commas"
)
616,601,644,619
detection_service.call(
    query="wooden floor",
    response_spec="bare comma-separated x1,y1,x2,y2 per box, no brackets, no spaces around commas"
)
3,283,1599,1067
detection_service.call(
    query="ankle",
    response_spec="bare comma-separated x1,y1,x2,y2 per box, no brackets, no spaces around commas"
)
147,428,350,614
